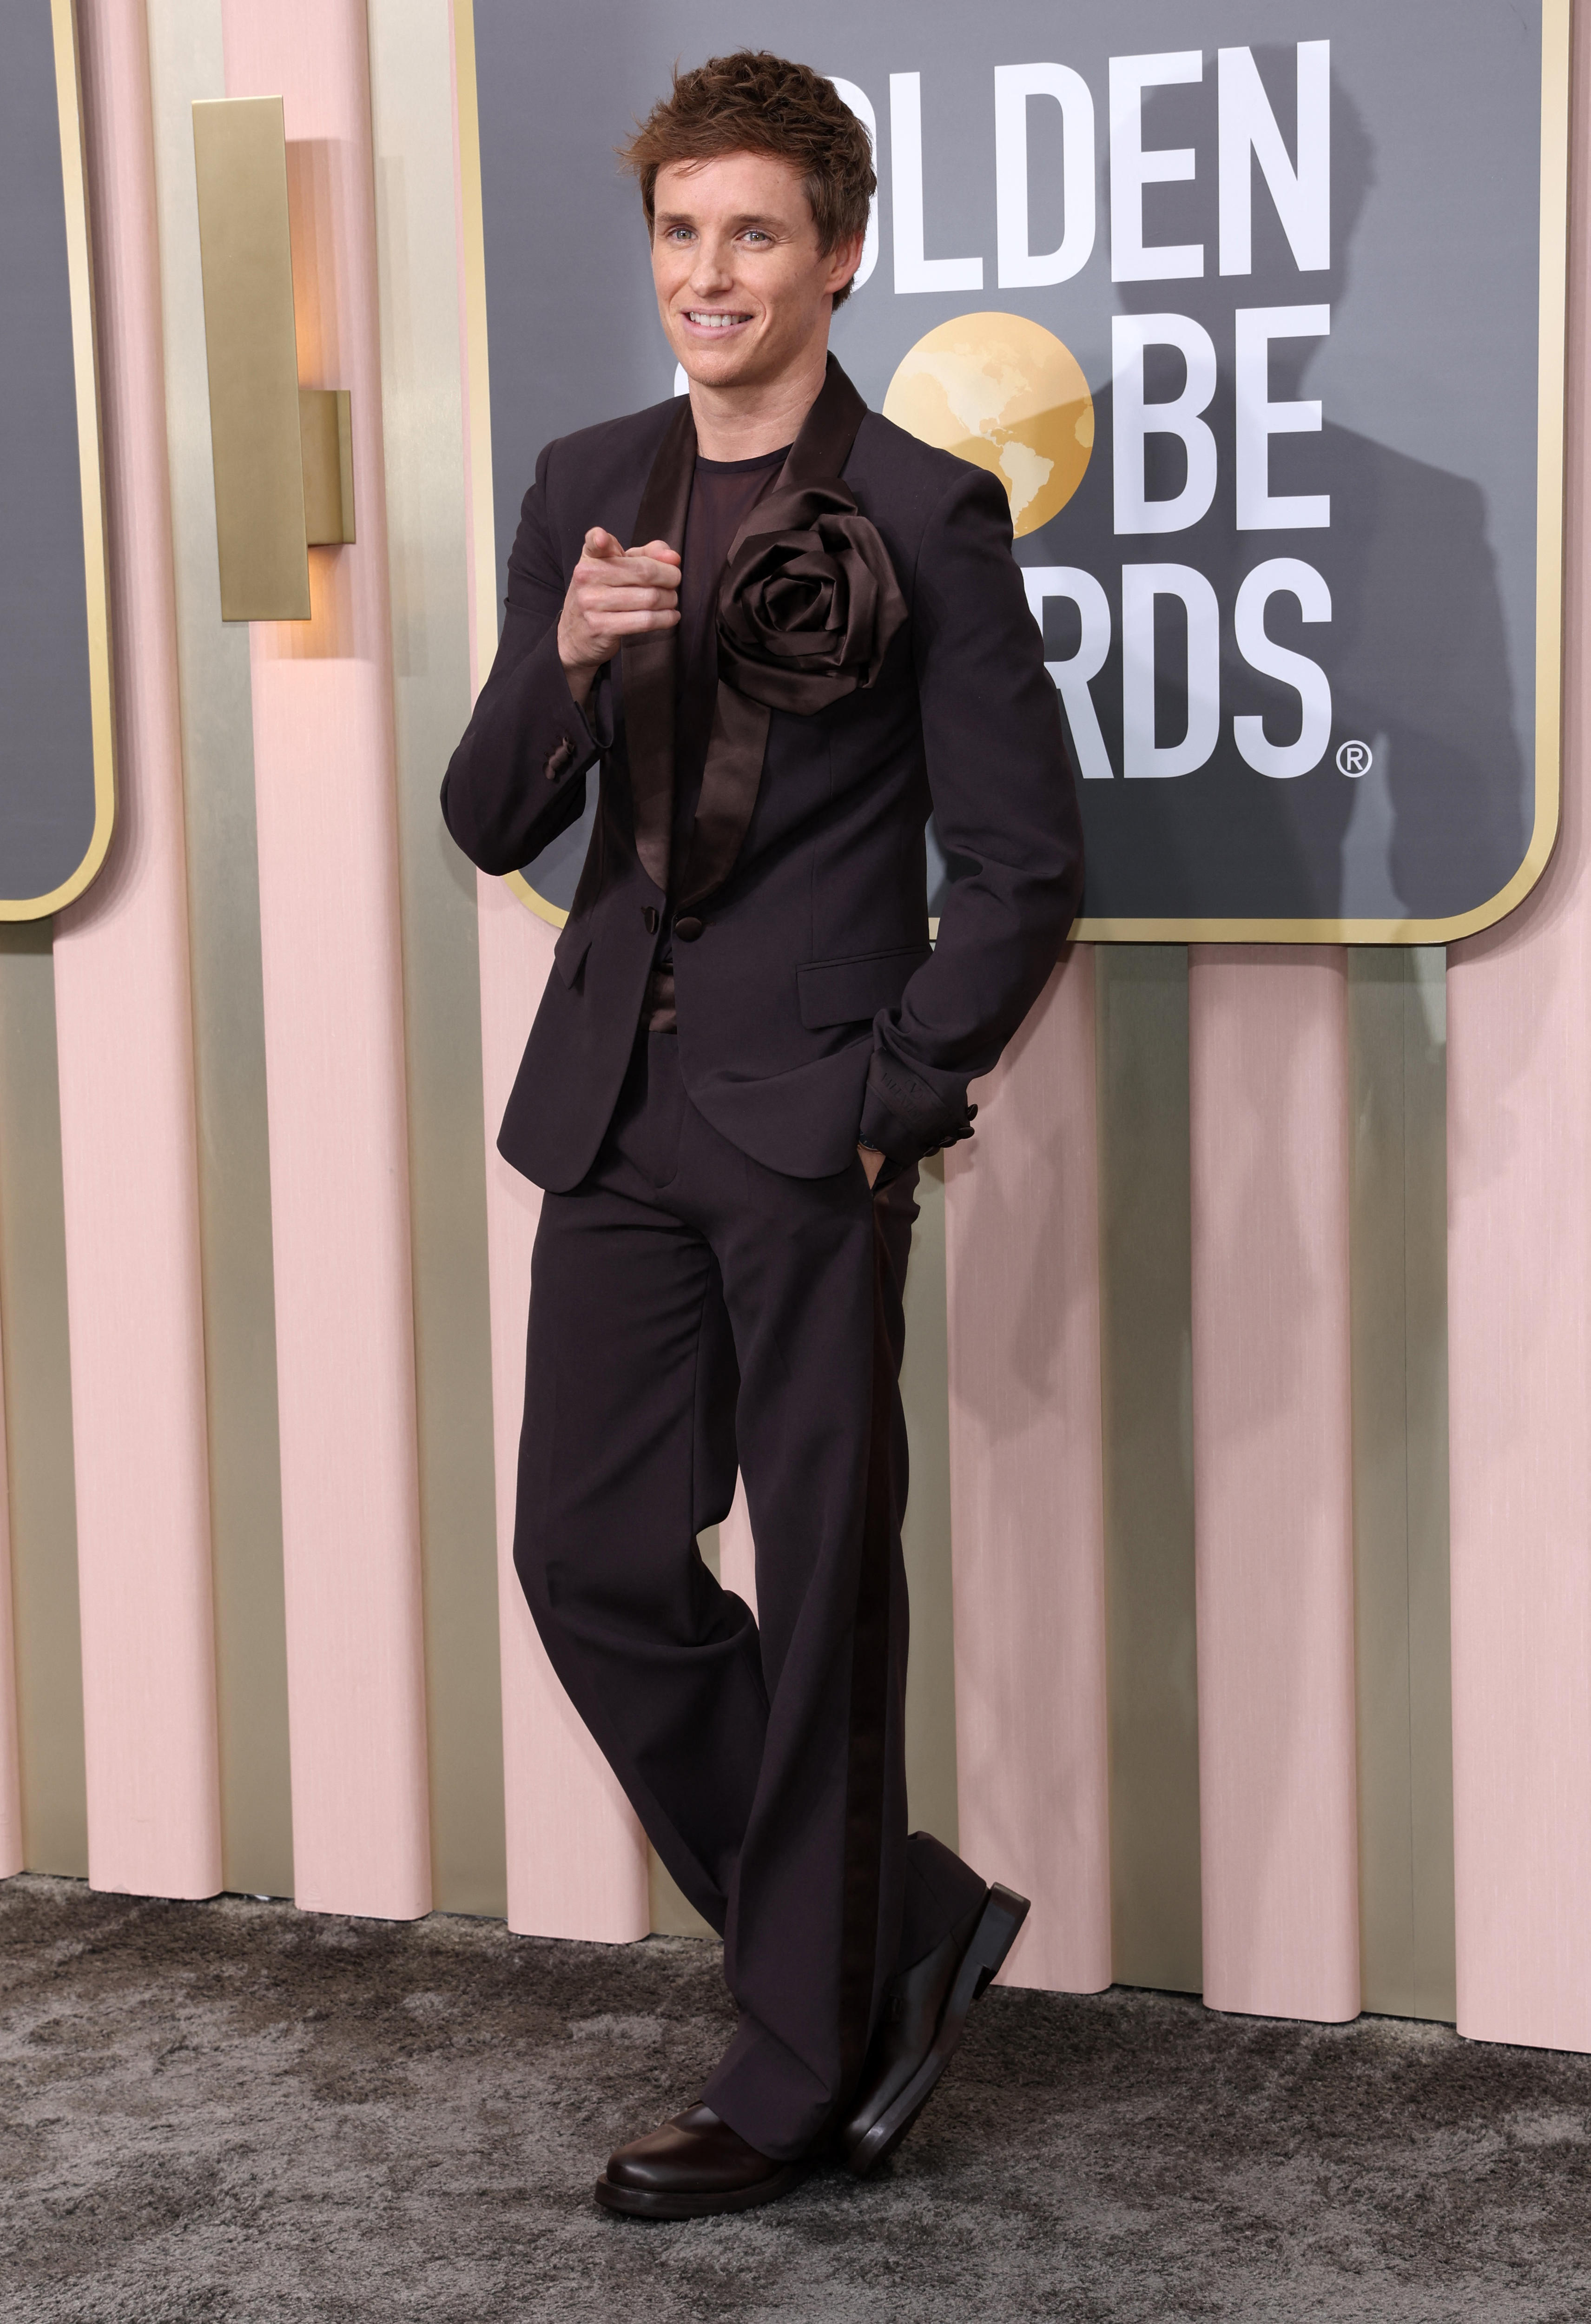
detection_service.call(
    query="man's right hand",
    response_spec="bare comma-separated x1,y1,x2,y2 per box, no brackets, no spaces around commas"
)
557,528,681,706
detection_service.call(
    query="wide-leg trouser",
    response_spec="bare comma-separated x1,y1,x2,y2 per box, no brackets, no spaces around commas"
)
514,1030,985,2159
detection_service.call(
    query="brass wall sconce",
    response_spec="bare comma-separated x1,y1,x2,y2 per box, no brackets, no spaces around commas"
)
192,97,354,622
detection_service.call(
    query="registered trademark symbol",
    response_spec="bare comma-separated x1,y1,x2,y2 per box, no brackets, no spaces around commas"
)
1336,740,1373,777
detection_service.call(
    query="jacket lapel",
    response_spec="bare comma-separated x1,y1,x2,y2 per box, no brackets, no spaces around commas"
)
620,396,696,896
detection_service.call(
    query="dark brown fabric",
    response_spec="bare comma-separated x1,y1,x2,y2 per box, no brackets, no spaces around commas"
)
440,357,1083,1188
715,480,907,710
641,964,676,1032
511,1031,985,2159
674,683,773,914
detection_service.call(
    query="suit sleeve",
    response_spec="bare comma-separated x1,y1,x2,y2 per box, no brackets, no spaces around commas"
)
858,465,1084,1166
440,438,613,877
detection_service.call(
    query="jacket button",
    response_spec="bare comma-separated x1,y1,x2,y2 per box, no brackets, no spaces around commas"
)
673,915,704,942
642,905,659,934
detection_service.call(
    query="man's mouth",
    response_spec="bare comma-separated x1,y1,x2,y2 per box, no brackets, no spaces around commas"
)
684,310,752,332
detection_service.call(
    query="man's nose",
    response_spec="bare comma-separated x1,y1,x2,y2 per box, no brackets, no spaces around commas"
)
689,239,735,293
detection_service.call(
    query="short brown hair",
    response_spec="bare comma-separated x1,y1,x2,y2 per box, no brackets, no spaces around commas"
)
620,52,874,306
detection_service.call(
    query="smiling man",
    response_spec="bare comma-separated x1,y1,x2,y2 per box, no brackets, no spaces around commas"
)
442,51,1083,2218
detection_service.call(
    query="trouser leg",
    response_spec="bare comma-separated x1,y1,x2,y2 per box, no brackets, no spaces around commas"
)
513,1047,765,1929
689,1116,983,2155
515,1035,984,2159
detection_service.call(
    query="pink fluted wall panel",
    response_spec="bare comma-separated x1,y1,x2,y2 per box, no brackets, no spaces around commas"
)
223,0,429,1917
0,1308,21,1876
1446,26,1591,2055
1188,948,1359,2022
475,880,648,1941
719,1474,758,1621
944,953,1111,1994
51,0,221,1900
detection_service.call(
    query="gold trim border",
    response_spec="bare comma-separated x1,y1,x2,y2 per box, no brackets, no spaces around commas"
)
454,1,1571,948
0,0,117,923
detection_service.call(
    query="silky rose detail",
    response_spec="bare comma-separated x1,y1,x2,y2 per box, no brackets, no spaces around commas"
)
715,483,907,715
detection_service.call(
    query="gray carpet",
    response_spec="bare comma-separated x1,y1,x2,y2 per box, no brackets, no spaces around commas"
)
1,1876,1588,2322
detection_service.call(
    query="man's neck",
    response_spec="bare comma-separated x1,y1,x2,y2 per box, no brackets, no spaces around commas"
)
687,343,829,461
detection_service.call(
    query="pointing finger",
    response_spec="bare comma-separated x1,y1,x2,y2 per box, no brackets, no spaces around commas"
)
581,551,680,592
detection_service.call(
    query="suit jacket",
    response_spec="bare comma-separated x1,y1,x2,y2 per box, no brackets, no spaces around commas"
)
441,358,1083,1194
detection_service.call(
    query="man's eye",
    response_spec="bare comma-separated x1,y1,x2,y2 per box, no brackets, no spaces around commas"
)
741,231,771,246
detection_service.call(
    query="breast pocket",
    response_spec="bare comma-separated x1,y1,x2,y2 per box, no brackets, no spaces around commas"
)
795,945,931,1030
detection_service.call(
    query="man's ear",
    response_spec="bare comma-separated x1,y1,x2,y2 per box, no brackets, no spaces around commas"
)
825,230,865,297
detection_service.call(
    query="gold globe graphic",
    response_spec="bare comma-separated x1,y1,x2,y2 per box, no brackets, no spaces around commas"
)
883,313,1094,539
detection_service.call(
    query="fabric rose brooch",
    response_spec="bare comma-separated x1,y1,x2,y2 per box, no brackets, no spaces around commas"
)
715,482,907,713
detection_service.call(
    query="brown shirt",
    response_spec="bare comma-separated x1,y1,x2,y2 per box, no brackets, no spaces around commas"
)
647,443,788,1028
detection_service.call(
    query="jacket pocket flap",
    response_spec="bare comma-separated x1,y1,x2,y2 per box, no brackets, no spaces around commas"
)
553,918,592,988
796,945,931,1030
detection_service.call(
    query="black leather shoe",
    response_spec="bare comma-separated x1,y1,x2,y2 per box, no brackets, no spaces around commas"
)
838,1882,1030,2176
595,2104,812,2219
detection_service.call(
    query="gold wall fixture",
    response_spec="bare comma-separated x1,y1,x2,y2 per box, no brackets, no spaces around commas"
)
192,97,355,622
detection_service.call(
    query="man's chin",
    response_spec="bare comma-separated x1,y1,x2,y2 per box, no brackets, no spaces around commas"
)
672,339,782,395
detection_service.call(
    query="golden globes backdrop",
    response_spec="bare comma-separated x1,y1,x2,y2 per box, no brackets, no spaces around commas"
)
463,0,1567,942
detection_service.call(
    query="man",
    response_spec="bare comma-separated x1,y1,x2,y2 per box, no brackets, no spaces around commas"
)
442,51,1083,2218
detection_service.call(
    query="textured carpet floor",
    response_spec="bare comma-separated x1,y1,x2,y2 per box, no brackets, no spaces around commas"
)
1,1876,1589,2322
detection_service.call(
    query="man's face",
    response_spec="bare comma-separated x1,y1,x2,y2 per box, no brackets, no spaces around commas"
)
651,152,862,393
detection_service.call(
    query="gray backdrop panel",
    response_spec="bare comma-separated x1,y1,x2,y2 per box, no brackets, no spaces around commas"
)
474,0,1548,930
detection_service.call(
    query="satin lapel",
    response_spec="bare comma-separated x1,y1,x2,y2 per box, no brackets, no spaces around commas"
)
621,396,696,895
676,687,770,911
778,353,869,497
677,357,870,909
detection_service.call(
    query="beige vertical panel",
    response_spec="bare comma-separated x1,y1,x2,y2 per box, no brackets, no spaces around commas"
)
0,930,86,1875
900,1156,960,1851
145,0,293,1901
1189,949,1359,2023
368,0,504,1918
649,1849,714,1938
1349,949,1455,2021
1096,946,1202,1996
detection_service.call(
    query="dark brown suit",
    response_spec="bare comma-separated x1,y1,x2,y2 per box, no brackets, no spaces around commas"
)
442,363,1081,2157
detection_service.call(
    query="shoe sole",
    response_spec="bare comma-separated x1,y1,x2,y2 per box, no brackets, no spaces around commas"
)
594,2159,812,2220
843,1882,1030,2178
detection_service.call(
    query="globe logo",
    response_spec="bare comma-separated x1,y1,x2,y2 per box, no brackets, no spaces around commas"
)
882,314,1095,539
